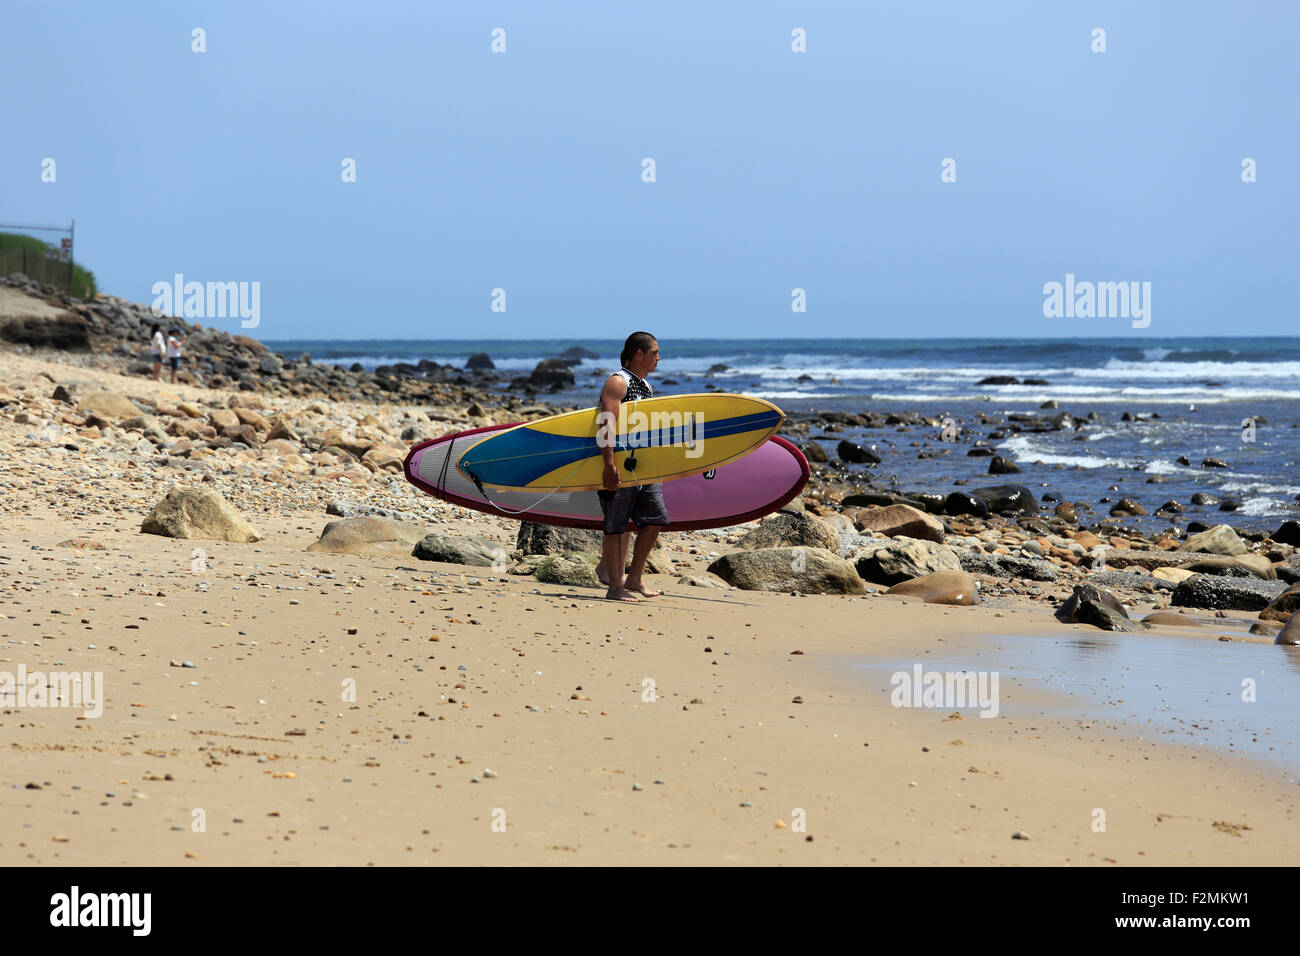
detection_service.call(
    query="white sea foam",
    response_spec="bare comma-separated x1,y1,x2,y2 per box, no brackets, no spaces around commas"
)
997,434,1134,469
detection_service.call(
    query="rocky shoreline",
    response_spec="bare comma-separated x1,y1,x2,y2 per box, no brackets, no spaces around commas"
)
3,274,1300,642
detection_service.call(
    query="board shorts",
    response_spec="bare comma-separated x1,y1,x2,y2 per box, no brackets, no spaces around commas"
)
597,483,669,535
168,356,181,371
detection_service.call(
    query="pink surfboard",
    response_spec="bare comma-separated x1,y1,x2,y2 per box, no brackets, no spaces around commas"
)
403,423,809,532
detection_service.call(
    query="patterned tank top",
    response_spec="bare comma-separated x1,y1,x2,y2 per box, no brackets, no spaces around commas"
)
598,367,653,405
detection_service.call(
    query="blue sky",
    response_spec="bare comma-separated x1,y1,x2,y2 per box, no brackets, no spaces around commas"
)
5,0,1297,339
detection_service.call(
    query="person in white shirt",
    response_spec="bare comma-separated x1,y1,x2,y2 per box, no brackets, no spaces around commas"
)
150,324,165,381
166,327,185,384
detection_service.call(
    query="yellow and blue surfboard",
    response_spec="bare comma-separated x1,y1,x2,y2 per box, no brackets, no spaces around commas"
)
455,393,784,492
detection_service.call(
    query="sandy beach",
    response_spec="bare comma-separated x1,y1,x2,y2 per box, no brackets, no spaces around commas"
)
2,328,1296,867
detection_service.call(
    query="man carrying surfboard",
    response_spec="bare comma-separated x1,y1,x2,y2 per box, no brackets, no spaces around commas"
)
597,332,668,602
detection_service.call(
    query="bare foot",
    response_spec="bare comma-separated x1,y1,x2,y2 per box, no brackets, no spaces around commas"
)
597,566,609,585
605,587,641,603
624,579,658,598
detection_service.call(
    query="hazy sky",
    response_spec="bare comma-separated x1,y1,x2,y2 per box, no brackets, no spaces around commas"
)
5,0,1297,339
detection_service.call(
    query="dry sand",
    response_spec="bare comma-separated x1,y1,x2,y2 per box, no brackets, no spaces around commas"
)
1,350,1296,866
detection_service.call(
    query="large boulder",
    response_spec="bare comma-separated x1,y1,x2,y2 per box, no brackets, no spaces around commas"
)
1055,583,1131,631
307,517,426,555
885,570,980,606
411,533,505,567
141,486,261,543
850,504,944,543
943,492,990,518
516,522,605,556
1171,574,1288,611
466,352,495,371
1141,611,1201,627
76,390,144,422
1179,524,1249,556
707,547,866,594
971,484,1038,515
737,511,841,552
534,555,600,587
851,539,961,585
1259,583,1300,623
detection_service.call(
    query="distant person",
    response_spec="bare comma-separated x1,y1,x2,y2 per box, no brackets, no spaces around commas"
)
166,327,185,384
149,324,165,381
596,332,667,602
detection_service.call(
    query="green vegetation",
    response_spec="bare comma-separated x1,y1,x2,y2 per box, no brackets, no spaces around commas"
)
0,232,98,298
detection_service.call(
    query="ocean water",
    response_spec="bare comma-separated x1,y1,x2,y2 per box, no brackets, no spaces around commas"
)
263,337,1300,531
858,632,1300,778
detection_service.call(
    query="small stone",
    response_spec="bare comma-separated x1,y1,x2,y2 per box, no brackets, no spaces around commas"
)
1012,830,1030,840
632,783,644,791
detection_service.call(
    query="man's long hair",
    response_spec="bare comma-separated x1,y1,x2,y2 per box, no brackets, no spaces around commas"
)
620,331,657,368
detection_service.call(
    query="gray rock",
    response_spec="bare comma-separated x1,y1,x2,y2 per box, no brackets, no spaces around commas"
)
1055,583,1131,631
1171,574,1288,611
1179,524,1248,556
1259,583,1300,622
1087,570,1175,592
737,511,841,552
850,539,961,585
141,485,261,543
308,517,427,555
957,550,1059,582
412,533,506,567
516,522,605,556
707,547,866,594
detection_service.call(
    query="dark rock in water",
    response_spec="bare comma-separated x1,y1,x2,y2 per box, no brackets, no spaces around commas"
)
1259,583,1300,622
989,455,1020,475
1176,455,1191,466
528,358,575,388
557,346,598,362
2,314,91,350
976,375,1020,386
837,440,881,465
1218,499,1240,512
1040,400,1058,409
944,492,990,518
966,447,994,457
1190,492,1219,506
1202,457,1228,468
958,551,1058,581
516,522,603,556
706,364,729,374
1185,521,1209,533
1023,378,1051,386
1054,501,1078,522
1171,574,1287,611
906,492,949,515
796,374,814,383
801,442,828,463
1157,499,1185,513
466,352,495,370
349,362,365,373
1055,583,1131,631
1272,520,1300,546
971,484,1038,515
1109,497,1146,517
1145,475,1168,484
1277,611,1300,646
